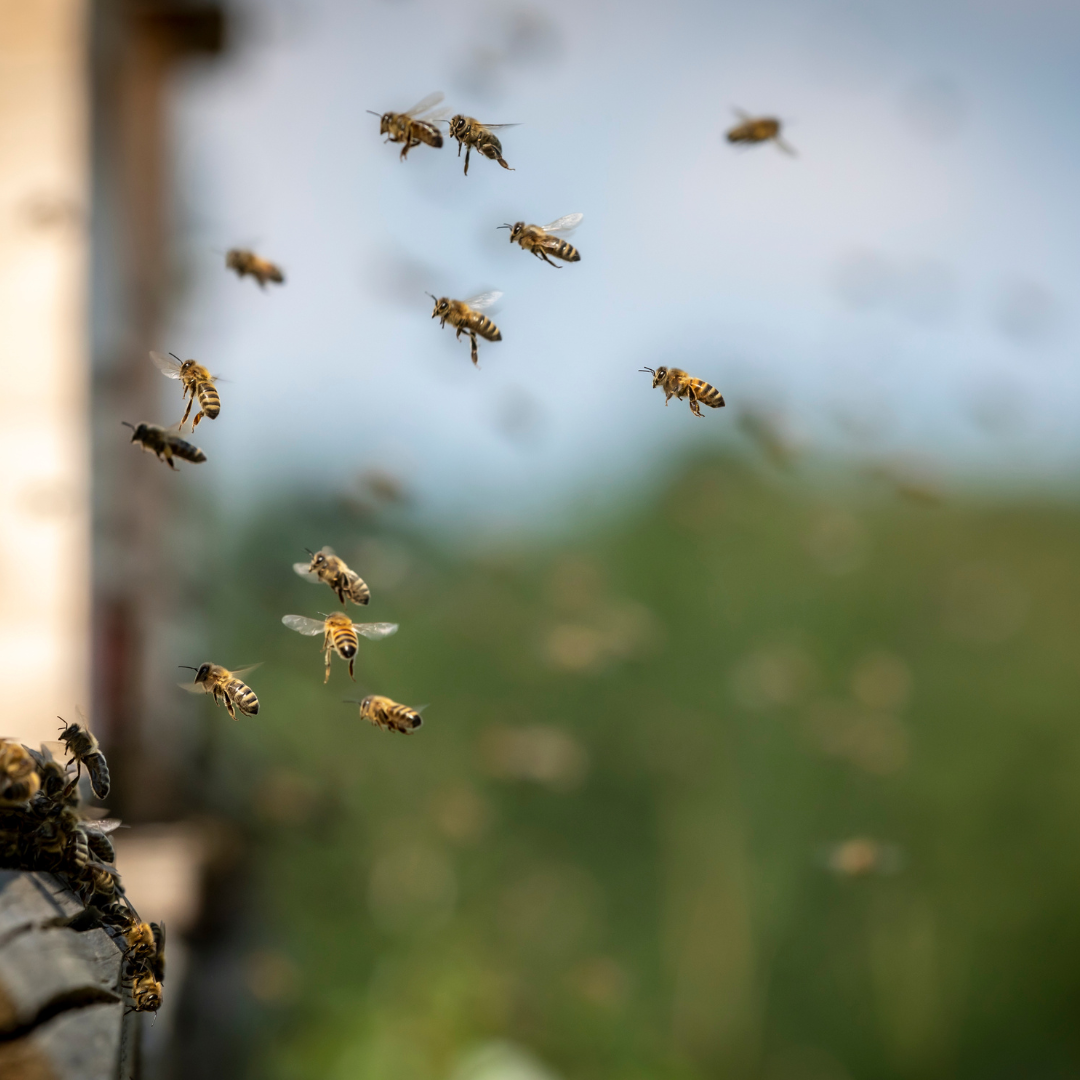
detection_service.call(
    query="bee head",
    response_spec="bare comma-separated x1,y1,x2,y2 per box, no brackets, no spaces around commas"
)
500,222,526,243
640,366,664,387
449,115,466,138
224,249,243,270
312,551,328,568
427,292,449,317
180,663,211,684
360,694,374,710
122,421,148,443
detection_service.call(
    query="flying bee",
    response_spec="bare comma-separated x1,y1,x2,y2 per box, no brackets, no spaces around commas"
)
225,248,284,288
368,91,450,160
344,695,424,734
57,713,110,800
429,290,502,366
725,109,796,155
293,546,370,606
123,421,207,470
281,612,398,683
178,662,261,720
0,740,40,806
150,351,221,430
447,115,516,175
641,366,726,418
500,214,583,268
80,817,123,864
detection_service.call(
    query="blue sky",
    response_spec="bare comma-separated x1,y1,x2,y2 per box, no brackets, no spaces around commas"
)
163,0,1080,528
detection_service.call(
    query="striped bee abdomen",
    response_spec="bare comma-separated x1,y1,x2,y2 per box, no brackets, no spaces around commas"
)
412,120,443,148
547,238,580,263
83,753,111,799
227,679,260,716
470,314,502,341
340,572,371,605
691,380,725,408
332,626,359,658
196,382,220,420
169,436,207,463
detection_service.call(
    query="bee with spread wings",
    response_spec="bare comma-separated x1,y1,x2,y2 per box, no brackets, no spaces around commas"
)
429,290,503,366
500,214,583,267
282,613,398,683
369,92,452,161
447,115,517,174
149,351,221,430
293,546,370,606
179,662,261,719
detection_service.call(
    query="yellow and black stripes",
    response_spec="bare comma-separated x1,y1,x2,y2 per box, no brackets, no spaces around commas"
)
193,381,220,426
358,695,423,734
688,379,725,411
223,677,259,718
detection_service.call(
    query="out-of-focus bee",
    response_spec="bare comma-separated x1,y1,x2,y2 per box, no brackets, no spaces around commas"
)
368,92,449,160
640,366,726,418
282,612,398,683
293,546,370,606
447,115,516,175
57,714,111,800
123,421,207,470
725,109,796,155
824,837,903,878
178,662,261,719
127,968,163,1013
500,214,583,267
429,290,502,366
24,744,74,801
226,248,284,288
80,817,123,864
344,695,424,734
122,919,155,961
0,740,41,806
150,351,221,430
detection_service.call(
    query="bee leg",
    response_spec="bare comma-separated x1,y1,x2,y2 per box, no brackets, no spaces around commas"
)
538,250,561,268
463,146,471,175
496,156,513,171
348,657,356,681
323,650,332,684
192,411,203,430
179,395,193,429
163,449,177,469
470,332,479,366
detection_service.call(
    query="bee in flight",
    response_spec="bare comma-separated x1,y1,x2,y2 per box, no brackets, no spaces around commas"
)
500,214,583,268
150,351,221,430
282,613,398,683
225,248,284,288
57,712,111,799
344,695,424,734
122,421,207,470
368,91,450,161
725,109,796,155
447,115,516,175
429,290,502,367
641,366,726,418
293,546,370,606
179,662,261,720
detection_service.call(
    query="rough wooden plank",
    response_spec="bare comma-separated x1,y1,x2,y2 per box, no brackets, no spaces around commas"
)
0,870,65,940
0,1001,125,1080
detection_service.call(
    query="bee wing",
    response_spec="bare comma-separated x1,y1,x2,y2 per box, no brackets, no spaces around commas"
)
424,108,454,124
282,614,327,636
732,106,752,120
178,680,205,694
541,213,583,233
149,351,183,379
353,622,399,640
404,91,444,117
478,123,521,130
464,290,503,311
229,663,263,679
320,546,337,557
293,562,320,581
83,818,124,835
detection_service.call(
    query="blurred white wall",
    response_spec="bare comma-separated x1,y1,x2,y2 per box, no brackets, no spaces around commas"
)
0,0,89,744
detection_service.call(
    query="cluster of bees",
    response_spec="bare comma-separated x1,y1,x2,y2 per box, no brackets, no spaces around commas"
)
0,723,166,1013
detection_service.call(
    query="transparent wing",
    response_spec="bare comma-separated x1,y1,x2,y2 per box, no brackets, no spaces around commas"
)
178,681,205,694
541,213,583,233
229,663,263,679
404,91,444,117
465,290,503,311
320,546,337,557
353,622,399,640
293,562,319,581
732,106,752,120
282,614,326,636
83,818,124,835
149,351,183,379
478,123,521,130
424,108,453,124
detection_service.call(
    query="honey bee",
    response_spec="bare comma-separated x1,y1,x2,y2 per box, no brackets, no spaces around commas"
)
344,695,424,734
640,366,726,417
225,248,284,288
150,351,221,430
725,109,796,155
179,663,261,720
122,919,155,961
500,214,583,267
824,837,903,877
127,968,163,1013
429,290,502,366
123,421,207,470
80,817,123,864
368,91,449,160
282,612,398,683
447,115,516,175
0,740,40,806
293,546,370,606
57,714,111,800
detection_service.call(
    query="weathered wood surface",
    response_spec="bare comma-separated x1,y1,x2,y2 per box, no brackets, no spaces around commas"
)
0,870,138,1080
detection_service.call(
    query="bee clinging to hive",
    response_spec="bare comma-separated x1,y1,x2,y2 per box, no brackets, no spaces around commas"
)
447,115,516,175
429,290,502,366
344,695,424,734
179,663,261,720
641,366,726,418
500,214,583,267
150,351,221,430
57,713,111,799
225,248,284,288
123,421,207,470
725,109,796,155
282,613,398,683
0,740,40,806
293,546,370,606
368,91,449,160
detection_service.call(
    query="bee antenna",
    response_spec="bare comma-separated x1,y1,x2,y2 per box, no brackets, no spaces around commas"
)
640,367,656,374
496,223,511,230
121,421,135,430
169,352,181,362
304,547,314,556
425,292,436,300
365,110,381,116
178,665,199,672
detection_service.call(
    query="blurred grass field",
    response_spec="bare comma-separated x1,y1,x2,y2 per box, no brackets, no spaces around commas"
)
188,453,1080,1080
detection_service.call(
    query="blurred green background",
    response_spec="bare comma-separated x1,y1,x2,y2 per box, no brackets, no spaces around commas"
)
182,452,1080,1080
